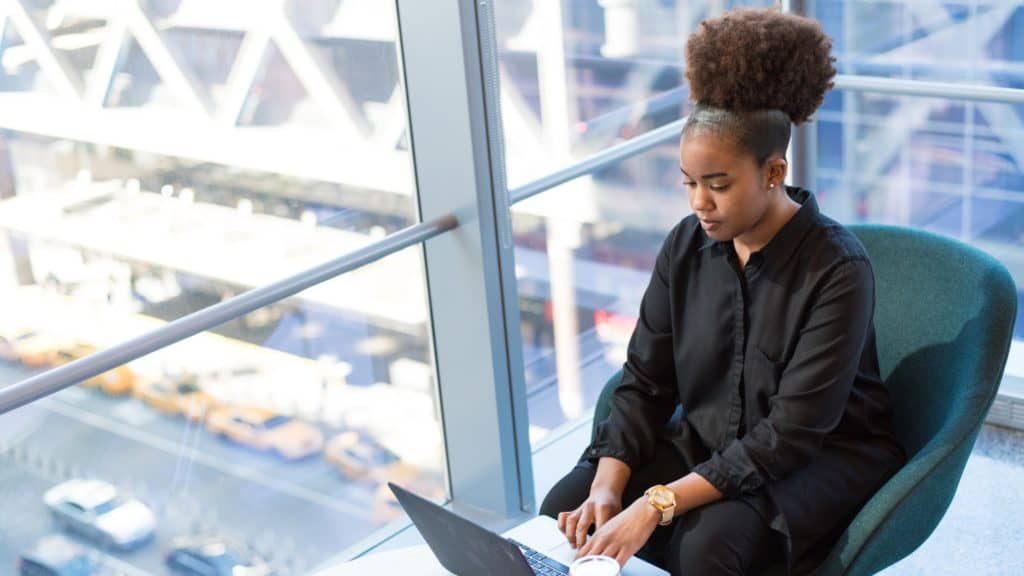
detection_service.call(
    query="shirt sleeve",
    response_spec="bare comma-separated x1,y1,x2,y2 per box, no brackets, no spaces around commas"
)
584,226,680,470
693,258,874,496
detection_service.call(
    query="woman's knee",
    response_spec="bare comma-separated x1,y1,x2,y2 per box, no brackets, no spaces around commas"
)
667,528,742,576
539,463,596,519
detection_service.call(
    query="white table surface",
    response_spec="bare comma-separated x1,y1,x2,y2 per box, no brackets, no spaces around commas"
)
314,515,669,575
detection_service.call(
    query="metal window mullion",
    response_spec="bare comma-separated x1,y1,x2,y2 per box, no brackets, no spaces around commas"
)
784,0,817,190
394,0,533,516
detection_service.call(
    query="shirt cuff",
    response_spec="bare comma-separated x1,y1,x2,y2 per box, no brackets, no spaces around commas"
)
692,444,766,497
581,444,632,466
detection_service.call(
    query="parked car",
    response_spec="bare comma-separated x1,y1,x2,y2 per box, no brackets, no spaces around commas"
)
43,479,155,551
16,534,124,576
23,339,137,397
0,329,43,362
205,406,324,460
165,536,275,576
323,430,403,481
8,332,69,368
135,374,218,421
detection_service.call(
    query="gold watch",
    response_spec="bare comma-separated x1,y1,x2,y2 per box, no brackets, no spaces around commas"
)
644,485,676,526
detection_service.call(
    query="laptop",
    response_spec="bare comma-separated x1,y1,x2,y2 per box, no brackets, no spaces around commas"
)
390,482,571,575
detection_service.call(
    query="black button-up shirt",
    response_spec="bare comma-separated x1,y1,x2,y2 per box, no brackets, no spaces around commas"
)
586,187,905,569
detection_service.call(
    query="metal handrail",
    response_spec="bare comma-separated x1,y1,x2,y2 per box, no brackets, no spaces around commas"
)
509,117,686,204
834,74,1024,104
0,214,458,416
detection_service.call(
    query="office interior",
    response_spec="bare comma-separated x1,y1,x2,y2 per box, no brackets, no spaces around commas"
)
0,0,1022,574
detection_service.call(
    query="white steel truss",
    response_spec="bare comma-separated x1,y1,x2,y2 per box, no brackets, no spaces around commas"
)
0,0,397,188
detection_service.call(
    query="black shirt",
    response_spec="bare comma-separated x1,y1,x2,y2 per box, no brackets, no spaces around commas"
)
585,187,905,569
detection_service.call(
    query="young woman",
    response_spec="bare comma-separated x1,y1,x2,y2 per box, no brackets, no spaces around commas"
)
540,8,906,576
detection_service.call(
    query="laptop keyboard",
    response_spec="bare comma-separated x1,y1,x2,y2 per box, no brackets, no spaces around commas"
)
508,538,571,576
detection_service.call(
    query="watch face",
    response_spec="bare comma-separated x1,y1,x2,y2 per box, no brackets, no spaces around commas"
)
652,491,673,507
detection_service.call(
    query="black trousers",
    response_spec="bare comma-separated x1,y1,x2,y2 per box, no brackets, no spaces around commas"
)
539,440,784,576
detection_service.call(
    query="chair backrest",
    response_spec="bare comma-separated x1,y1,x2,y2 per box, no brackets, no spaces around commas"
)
821,225,1017,575
850,225,1016,459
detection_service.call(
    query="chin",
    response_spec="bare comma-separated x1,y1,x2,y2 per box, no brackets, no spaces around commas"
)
703,227,731,241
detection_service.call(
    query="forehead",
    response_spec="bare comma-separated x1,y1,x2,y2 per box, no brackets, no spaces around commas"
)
679,131,755,171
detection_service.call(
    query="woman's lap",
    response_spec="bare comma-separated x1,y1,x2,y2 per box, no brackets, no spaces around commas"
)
539,441,782,575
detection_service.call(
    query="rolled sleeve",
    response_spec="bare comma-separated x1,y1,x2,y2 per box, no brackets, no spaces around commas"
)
694,259,874,494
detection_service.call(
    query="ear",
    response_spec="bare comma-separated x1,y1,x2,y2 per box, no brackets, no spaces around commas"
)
764,156,788,189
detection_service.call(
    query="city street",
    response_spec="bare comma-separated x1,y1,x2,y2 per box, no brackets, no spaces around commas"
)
0,363,413,575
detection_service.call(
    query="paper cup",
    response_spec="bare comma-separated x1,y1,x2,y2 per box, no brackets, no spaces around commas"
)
569,555,621,576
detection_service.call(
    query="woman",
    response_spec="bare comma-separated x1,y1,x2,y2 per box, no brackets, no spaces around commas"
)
540,8,906,576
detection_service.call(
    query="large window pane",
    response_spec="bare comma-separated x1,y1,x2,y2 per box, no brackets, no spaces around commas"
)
0,248,443,574
0,2,441,572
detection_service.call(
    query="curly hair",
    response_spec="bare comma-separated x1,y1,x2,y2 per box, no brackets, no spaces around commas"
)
684,8,836,124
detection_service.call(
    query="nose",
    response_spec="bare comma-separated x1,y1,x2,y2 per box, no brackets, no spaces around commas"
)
690,185,714,213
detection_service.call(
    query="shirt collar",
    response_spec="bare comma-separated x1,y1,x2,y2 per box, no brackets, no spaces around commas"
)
697,186,819,269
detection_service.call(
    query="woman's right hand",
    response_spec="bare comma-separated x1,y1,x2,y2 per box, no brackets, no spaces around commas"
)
556,487,623,549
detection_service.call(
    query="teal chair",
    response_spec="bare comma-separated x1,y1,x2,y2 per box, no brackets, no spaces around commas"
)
590,225,1017,575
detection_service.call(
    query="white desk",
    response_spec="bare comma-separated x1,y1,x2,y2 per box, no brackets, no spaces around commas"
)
315,515,668,575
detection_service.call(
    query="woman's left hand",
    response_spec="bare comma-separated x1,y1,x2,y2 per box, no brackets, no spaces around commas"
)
576,497,662,566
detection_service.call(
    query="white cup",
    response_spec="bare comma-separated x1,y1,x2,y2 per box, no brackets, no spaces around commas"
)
569,555,621,576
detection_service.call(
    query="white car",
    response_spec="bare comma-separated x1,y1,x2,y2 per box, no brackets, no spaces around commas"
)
43,479,155,551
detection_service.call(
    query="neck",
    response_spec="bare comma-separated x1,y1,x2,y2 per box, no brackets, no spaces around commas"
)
733,188,801,265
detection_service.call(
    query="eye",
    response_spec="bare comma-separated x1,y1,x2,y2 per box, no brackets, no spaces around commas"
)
683,181,697,189
710,184,729,192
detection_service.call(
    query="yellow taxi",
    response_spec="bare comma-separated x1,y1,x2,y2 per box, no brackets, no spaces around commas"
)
206,406,324,460
135,374,219,421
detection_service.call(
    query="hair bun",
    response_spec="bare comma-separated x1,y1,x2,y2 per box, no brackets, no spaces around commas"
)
684,8,836,124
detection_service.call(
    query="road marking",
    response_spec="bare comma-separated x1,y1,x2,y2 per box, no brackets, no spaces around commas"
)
40,397,371,518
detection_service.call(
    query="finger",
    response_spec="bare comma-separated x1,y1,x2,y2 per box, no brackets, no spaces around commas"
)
615,550,630,567
564,512,579,547
601,544,619,561
575,507,594,548
594,506,611,530
581,532,598,557
578,534,597,558
557,511,566,532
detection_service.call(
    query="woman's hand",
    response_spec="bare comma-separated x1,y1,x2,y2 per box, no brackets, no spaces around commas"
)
576,497,661,566
556,487,623,549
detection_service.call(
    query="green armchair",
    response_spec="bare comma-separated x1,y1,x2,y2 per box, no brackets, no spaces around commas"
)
590,225,1017,575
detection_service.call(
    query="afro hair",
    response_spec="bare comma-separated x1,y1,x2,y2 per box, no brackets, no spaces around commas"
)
684,8,836,124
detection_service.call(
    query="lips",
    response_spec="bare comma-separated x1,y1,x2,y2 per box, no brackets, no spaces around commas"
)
700,219,721,231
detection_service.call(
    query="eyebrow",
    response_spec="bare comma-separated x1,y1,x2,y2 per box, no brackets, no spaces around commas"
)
679,167,729,180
